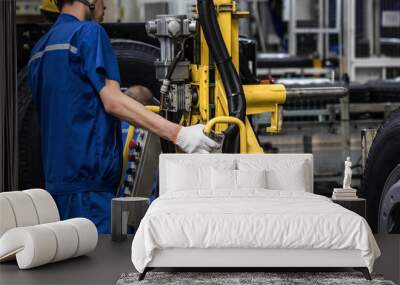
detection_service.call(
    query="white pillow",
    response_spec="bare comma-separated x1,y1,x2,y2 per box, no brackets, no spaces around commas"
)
238,159,309,192
236,169,267,189
167,163,210,191
266,165,307,191
166,159,236,192
211,168,236,190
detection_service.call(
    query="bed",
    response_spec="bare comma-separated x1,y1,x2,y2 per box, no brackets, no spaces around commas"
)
131,154,380,280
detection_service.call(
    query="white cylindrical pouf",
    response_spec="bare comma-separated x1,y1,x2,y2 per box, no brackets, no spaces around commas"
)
23,189,60,223
65,218,98,257
42,221,79,262
0,196,17,237
1,192,39,227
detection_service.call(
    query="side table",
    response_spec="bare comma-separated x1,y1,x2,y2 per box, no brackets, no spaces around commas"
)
331,197,366,218
111,197,149,241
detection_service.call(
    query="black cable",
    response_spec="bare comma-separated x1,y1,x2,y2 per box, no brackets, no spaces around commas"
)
197,0,247,153
166,41,185,81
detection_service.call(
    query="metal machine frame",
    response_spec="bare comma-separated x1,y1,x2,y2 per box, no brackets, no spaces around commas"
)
142,0,287,154
287,0,342,59
343,0,400,82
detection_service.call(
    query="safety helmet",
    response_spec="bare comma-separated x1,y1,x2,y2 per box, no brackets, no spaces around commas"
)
54,0,97,19
54,0,97,10
40,0,60,14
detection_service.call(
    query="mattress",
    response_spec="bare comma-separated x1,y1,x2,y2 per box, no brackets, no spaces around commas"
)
131,190,380,273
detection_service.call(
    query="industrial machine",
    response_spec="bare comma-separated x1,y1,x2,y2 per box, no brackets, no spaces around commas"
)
119,0,347,198
133,0,347,155
144,0,284,154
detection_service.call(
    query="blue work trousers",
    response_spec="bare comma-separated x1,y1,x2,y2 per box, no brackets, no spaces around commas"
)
52,191,114,234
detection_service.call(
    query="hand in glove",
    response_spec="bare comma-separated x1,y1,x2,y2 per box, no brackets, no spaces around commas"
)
175,124,220,154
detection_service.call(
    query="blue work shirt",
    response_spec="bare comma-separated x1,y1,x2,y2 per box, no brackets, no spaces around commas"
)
28,14,123,195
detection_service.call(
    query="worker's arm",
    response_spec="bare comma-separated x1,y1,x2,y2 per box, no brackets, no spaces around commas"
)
99,79,220,153
100,79,180,142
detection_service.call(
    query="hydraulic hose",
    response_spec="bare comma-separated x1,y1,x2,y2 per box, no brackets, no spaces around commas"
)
197,0,247,153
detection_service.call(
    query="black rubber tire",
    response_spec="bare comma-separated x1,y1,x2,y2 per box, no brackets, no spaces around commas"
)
378,164,400,233
112,39,160,99
17,40,161,189
361,108,400,232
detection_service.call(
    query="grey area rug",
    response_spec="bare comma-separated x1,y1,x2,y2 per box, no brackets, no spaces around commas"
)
116,272,396,285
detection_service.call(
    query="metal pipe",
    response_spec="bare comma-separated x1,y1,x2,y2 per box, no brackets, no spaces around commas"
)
204,116,247,154
285,86,348,101
340,94,351,162
145,106,160,113
252,0,267,52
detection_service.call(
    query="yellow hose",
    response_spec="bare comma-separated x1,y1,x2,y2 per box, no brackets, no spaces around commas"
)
117,125,135,196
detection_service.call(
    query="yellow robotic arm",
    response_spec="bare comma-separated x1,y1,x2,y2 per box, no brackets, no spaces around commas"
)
192,0,285,153
145,0,347,154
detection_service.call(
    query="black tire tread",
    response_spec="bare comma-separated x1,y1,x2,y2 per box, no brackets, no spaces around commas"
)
111,39,160,99
361,107,400,231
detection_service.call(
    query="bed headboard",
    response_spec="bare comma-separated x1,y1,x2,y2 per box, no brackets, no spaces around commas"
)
159,154,314,196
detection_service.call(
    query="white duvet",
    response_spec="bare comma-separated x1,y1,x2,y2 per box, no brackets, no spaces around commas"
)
131,190,380,273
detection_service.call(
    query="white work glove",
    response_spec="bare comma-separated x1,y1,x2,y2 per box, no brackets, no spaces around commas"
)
175,124,220,154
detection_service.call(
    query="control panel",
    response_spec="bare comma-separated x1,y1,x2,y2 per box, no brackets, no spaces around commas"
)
120,127,161,198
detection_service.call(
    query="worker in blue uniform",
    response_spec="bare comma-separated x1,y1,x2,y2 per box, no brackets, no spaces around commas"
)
28,0,220,233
